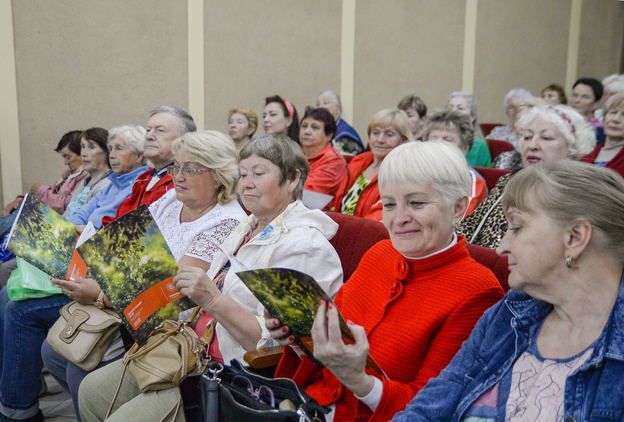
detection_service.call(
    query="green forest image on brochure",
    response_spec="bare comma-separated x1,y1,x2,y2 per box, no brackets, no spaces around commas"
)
76,205,194,344
6,194,76,279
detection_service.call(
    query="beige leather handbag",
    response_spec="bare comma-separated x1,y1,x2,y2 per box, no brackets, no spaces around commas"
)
47,301,121,371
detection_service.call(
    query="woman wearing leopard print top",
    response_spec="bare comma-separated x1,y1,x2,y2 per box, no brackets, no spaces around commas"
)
457,105,595,248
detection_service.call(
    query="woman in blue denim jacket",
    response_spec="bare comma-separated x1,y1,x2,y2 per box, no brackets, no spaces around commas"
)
393,161,624,422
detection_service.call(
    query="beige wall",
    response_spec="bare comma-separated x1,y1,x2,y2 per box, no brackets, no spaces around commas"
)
353,1,466,135
203,0,342,134
474,0,572,124
2,0,623,206
10,0,189,195
578,0,624,79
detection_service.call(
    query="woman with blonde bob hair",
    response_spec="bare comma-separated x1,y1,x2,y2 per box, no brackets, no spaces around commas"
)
329,109,411,220
267,141,503,422
43,130,248,421
581,92,624,177
171,130,240,205
394,161,624,421
227,107,258,151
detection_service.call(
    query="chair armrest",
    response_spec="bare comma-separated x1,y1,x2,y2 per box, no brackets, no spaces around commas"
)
243,345,285,369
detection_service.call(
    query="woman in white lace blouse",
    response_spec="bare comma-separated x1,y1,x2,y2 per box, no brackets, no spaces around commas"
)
41,130,246,421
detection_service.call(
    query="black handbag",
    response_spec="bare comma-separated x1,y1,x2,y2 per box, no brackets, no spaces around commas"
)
179,360,330,422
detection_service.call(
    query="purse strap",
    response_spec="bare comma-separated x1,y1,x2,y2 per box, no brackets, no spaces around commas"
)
105,307,203,420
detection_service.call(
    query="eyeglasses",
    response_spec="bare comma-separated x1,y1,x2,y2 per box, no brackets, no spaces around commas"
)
167,165,211,178
231,375,275,407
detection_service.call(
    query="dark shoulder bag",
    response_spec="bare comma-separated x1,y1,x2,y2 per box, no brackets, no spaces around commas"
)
179,360,329,422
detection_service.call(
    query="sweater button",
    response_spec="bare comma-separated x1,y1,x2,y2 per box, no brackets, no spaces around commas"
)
396,260,408,278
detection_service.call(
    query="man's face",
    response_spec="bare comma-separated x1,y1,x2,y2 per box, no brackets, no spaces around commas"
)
143,112,182,163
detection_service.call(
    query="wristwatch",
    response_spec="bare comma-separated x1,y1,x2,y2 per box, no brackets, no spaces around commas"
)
93,289,106,309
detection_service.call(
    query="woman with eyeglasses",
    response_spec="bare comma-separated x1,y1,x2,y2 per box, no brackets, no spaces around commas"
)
41,131,247,421
79,134,342,422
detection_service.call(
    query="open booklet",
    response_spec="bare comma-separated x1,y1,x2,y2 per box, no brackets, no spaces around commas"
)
218,247,387,379
6,195,194,344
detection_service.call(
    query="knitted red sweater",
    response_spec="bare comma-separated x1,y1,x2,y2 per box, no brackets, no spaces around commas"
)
276,237,504,422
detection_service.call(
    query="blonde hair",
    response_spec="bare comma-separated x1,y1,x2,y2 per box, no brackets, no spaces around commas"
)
228,107,259,137
171,131,239,205
502,161,624,262
367,109,412,140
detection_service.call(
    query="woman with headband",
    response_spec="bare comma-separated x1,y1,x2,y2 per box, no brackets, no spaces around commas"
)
263,95,300,145
457,105,595,249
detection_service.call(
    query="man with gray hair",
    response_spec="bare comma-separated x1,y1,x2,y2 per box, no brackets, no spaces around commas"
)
101,105,196,225
316,90,364,155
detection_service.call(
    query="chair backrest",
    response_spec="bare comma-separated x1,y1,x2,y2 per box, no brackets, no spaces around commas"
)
486,138,515,160
326,212,389,281
480,123,505,138
473,167,512,192
465,242,510,292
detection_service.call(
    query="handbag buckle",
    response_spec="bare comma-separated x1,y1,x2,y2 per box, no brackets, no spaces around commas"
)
205,362,223,381
297,408,323,422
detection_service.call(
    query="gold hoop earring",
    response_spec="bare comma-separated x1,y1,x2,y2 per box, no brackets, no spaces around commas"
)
565,256,577,269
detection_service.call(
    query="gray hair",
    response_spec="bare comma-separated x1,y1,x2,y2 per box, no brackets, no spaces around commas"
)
379,140,470,207
516,105,596,160
448,91,478,117
108,125,146,164
149,105,197,135
422,109,475,152
240,134,309,200
171,130,239,205
604,75,624,95
502,161,624,263
503,88,533,113
317,90,342,114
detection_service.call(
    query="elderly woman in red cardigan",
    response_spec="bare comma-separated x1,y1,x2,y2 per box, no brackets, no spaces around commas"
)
300,107,347,209
266,140,505,422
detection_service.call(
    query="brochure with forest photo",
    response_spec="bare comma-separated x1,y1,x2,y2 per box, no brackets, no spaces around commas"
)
72,205,195,344
6,194,78,280
6,196,193,344
236,267,388,379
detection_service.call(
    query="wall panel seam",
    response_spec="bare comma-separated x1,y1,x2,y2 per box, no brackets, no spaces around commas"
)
341,0,356,123
0,0,22,204
188,0,205,130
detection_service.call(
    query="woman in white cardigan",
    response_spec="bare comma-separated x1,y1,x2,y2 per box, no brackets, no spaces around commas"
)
79,134,343,422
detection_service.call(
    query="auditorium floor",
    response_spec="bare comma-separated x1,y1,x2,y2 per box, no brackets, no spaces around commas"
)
39,372,77,422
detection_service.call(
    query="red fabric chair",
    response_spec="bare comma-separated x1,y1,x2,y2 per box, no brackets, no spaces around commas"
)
325,212,389,280
480,123,505,138
465,242,510,292
473,167,512,192
486,138,515,160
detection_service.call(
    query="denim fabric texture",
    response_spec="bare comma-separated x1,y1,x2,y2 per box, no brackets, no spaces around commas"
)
392,273,624,422
0,213,17,239
0,286,71,419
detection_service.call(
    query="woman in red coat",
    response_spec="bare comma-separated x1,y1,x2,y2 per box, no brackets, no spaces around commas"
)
300,107,347,209
329,109,411,221
267,140,505,422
